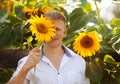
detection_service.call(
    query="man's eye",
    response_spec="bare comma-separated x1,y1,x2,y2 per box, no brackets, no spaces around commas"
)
56,29,61,31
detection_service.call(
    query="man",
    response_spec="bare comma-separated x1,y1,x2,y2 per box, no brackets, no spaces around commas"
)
6,10,90,84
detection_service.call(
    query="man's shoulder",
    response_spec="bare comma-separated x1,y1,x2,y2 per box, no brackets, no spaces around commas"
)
64,46,85,62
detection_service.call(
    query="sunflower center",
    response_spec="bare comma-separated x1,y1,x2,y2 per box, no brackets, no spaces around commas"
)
36,23,48,33
80,35,93,48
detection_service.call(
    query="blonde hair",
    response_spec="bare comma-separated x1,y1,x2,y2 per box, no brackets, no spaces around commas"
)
44,10,66,22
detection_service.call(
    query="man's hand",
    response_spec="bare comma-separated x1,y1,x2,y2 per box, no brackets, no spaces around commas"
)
22,47,40,72
6,47,40,84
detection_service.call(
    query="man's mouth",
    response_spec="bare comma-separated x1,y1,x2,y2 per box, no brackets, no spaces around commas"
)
52,37,58,40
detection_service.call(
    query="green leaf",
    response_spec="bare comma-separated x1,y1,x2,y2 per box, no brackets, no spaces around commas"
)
113,72,120,83
69,8,85,33
100,43,115,53
97,24,112,38
27,0,38,6
109,26,120,54
0,9,8,23
70,8,85,23
109,34,120,44
27,36,33,43
113,26,120,35
110,18,120,28
19,0,38,6
95,0,101,2
0,68,15,83
0,23,22,47
69,8,97,33
80,0,87,7
97,24,116,53
0,0,4,3
21,0,27,5
112,38,120,54
14,6,26,20
7,16,22,26
104,54,116,64
82,2,92,13
101,39,115,53
86,62,103,83
101,71,119,84
39,0,59,9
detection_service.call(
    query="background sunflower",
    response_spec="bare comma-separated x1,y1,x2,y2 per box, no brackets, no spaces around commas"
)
22,6,53,19
73,31,101,57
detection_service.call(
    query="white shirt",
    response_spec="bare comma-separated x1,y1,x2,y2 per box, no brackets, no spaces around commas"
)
12,46,90,84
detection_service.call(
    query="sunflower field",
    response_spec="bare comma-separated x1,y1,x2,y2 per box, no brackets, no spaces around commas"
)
0,0,120,84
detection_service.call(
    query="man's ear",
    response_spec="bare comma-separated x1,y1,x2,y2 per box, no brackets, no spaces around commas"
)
63,29,67,37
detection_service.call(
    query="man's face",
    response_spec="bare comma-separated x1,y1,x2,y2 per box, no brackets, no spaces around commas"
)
46,19,66,47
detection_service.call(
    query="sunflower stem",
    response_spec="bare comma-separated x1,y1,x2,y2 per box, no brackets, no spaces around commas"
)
94,0,101,25
33,66,36,84
89,56,93,62
19,28,25,49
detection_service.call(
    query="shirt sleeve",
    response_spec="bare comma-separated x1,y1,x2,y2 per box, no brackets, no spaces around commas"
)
80,56,90,84
82,75,90,84
11,56,28,78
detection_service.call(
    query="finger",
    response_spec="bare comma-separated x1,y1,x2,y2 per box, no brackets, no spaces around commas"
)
28,52,40,62
34,52,40,56
32,47,40,53
29,51,39,57
28,51,33,56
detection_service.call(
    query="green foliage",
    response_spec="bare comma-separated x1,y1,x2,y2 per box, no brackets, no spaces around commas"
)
109,18,120,53
69,8,97,32
86,55,120,84
80,0,87,7
82,2,92,13
104,54,116,64
101,55,120,84
0,15,22,47
97,24,115,53
0,68,15,84
14,6,26,20
39,0,60,9
0,9,8,23
86,61,103,83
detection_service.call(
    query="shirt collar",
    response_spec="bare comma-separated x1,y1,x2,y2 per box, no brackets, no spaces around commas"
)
39,45,72,58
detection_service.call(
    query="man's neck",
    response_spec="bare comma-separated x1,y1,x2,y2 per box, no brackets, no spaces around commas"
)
43,45,65,71
43,45,64,57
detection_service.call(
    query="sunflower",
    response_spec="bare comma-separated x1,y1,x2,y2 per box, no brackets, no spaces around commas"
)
0,0,13,14
73,31,101,57
6,0,13,14
40,5,53,13
0,3,4,8
22,6,33,14
34,6,53,17
22,6,33,18
29,15,55,42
